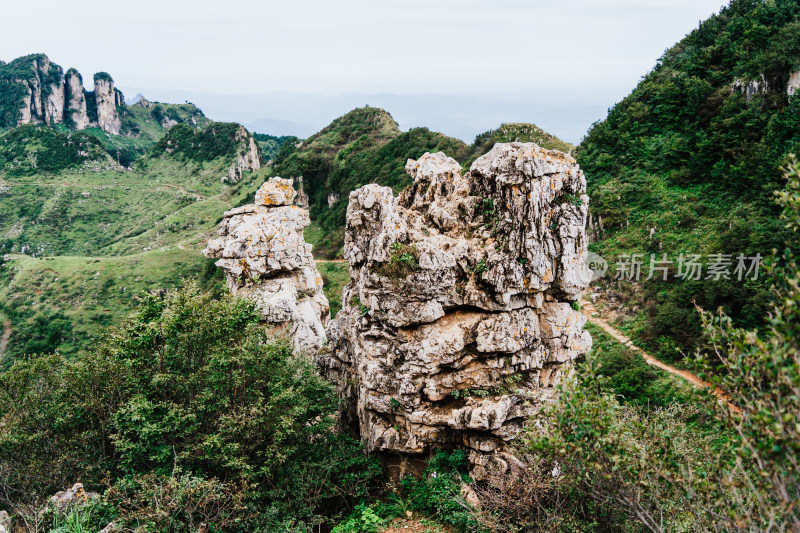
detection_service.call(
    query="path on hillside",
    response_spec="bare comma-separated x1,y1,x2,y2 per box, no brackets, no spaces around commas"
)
580,300,739,413
160,183,206,201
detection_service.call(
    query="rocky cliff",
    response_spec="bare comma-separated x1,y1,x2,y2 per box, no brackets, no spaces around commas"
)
93,73,122,135
320,143,592,471
225,126,262,182
203,177,330,354
0,54,124,133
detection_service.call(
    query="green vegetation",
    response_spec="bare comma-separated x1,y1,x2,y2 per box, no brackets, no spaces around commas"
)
0,125,108,175
274,107,573,257
317,259,350,317
150,122,260,165
578,0,800,361
0,283,381,531
254,132,295,160
374,241,420,279
529,162,800,532
0,120,268,365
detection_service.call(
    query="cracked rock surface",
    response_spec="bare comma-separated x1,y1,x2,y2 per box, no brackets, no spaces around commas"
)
320,143,592,464
203,177,330,353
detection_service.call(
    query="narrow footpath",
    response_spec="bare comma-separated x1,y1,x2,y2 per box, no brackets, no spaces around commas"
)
580,300,740,413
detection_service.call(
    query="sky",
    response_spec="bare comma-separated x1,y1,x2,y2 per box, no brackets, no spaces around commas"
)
1,0,728,143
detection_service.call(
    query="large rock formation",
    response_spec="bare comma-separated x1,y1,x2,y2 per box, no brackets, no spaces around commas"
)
0,54,125,132
320,143,592,469
94,73,122,135
203,177,330,353
64,68,90,129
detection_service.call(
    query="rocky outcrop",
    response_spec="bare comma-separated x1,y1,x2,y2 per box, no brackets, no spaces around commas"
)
788,71,800,98
203,177,330,353
94,74,122,135
65,68,90,129
0,55,130,132
320,143,592,467
3,55,64,126
295,176,309,208
225,126,262,182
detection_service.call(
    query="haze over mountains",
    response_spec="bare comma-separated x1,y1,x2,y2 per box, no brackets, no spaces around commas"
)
118,88,612,144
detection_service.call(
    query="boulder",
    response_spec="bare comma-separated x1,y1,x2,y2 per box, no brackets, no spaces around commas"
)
321,143,592,466
204,177,330,353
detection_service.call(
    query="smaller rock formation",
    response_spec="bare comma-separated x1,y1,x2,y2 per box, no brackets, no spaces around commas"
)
294,176,310,208
49,482,100,509
788,71,800,98
203,177,330,353
0,510,10,533
226,126,262,182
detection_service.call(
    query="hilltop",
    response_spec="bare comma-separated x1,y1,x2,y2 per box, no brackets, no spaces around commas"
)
275,107,574,257
577,0,800,361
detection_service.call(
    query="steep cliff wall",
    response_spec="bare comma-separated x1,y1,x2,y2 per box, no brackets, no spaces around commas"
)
64,68,90,130
320,143,592,471
0,55,125,133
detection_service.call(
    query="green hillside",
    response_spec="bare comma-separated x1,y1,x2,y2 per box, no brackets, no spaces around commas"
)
577,0,800,363
0,121,267,367
275,107,573,257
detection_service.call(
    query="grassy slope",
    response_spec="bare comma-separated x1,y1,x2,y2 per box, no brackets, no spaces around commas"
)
0,123,269,366
577,0,800,363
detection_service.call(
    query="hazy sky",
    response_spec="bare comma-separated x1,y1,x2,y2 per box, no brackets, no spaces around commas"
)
1,0,729,142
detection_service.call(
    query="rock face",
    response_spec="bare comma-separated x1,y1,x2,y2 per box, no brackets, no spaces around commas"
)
788,71,800,98
226,126,262,182
65,68,90,129
203,177,330,353
94,74,122,135
6,55,64,126
0,55,127,132
321,143,592,466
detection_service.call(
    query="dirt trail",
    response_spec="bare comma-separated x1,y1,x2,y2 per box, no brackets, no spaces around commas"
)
581,300,739,413
161,183,205,201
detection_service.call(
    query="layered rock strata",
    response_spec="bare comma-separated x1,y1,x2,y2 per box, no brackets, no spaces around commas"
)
203,177,330,353
321,143,592,465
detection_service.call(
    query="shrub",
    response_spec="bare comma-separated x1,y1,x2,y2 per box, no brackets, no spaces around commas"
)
374,241,420,279
0,282,381,530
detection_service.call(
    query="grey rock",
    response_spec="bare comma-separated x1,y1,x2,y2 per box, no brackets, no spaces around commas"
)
321,143,592,465
204,177,330,354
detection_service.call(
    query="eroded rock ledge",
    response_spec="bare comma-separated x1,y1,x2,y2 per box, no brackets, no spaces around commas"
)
203,177,330,353
320,143,592,469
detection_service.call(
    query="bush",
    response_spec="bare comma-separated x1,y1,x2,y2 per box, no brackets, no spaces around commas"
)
0,282,381,530
528,163,800,532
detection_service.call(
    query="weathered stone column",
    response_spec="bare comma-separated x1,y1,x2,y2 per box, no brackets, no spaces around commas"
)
203,177,330,354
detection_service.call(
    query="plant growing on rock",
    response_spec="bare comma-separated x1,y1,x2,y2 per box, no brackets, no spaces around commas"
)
374,241,420,279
